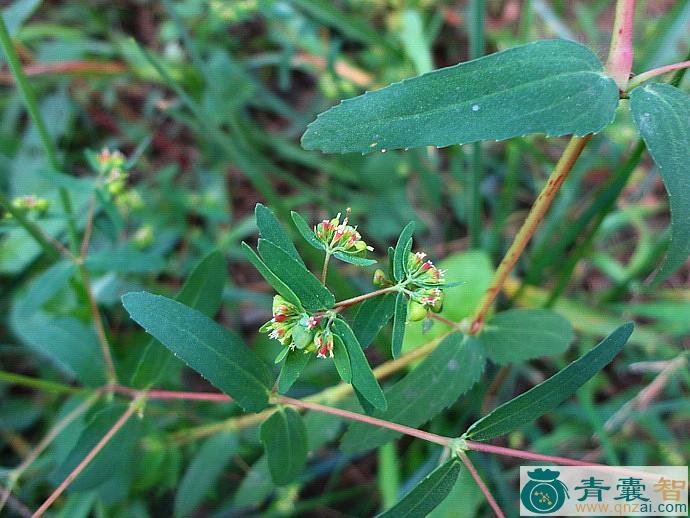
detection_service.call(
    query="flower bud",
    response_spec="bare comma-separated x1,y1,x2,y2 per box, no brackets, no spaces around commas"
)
373,269,388,287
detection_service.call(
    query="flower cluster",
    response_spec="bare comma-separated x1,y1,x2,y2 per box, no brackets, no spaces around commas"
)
92,148,128,195
261,296,334,359
4,195,50,220
260,296,302,346
406,252,447,318
406,252,446,286
315,208,373,255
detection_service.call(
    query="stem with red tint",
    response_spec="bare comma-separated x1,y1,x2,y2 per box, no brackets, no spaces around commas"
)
32,395,145,517
605,0,636,89
457,450,506,518
627,60,690,90
465,440,602,467
277,396,451,447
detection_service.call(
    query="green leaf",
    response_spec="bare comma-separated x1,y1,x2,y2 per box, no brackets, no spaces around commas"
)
122,292,273,412
302,40,618,154
241,242,304,310
132,250,227,388
332,318,387,411
377,459,461,518
332,250,377,266
277,350,311,394
341,332,485,452
260,406,308,485
391,292,407,358
258,239,335,311
333,334,352,383
630,83,690,283
291,210,325,250
352,293,397,347
52,404,142,491
174,432,237,518
393,222,415,281
256,203,305,266
465,322,634,440
428,462,483,518
478,309,573,364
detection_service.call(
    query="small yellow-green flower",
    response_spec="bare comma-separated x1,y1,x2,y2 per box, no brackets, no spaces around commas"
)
314,208,373,255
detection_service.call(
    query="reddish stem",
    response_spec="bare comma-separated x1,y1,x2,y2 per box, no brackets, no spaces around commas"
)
278,396,451,447
465,440,602,467
113,385,232,402
333,286,398,309
627,60,690,90
457,451,506,518
32,397,143,517
605,0,636,89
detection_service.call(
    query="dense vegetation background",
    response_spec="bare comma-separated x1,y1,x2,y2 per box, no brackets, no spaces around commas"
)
0,0,688,516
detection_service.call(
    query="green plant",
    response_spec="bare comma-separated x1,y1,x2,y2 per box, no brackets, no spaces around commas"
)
1,0,688,516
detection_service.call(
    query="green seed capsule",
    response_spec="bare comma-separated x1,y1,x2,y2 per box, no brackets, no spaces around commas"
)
409,301,427,322
291,325,314,350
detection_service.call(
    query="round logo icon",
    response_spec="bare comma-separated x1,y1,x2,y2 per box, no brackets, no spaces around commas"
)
521,468,569,514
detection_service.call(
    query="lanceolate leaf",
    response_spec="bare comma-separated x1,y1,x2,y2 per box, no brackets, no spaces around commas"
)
174,432,237,518
478,309,573,364
465,322,634,441
630,83,690,283
260,407,308,485
241,242,304,310
258,239,335,311
277,351,311,394
393,222,415,281
377,459,461,518
122,292,273,412
353,294,397,347
391,292,407,358
302,40,619,154
333,318,387,411
256,203,305,265
132,250,227,388
291,210,325,250
342,332,485,452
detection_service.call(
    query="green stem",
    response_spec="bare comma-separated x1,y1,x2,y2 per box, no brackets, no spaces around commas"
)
0,191,64,260
0,16,79,254
0,17,58,171
321,252,331,284
0,370,84,395
377,443,400,509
